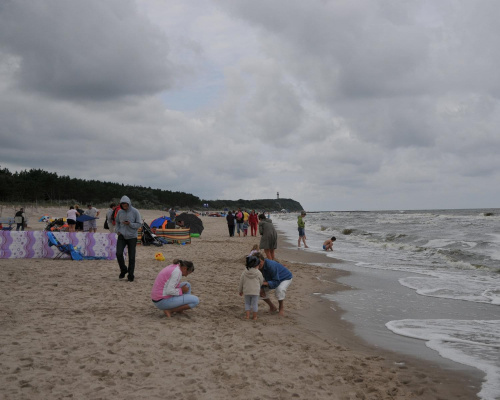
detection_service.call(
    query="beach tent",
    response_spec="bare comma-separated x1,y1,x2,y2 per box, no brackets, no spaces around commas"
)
175,213,204,235
150,216,174,230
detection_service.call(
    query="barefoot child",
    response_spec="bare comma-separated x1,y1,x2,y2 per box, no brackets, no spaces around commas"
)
323,236,336,251
239,256,264,320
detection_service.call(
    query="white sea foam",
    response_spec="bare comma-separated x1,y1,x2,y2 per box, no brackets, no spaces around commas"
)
485,234,500,261
399,273,500,304
423,239,477,249
386,319,500,400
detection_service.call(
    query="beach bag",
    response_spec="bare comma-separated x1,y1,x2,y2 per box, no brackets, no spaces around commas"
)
104,219,109,229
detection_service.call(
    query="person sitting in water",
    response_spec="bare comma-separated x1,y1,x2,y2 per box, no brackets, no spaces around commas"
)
151,259,200,317
323,236,336,251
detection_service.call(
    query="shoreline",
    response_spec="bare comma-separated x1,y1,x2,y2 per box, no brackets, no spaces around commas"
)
0,208,484,399
274,228,484,399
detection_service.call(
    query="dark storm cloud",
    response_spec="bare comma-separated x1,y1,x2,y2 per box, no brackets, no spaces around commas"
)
0,0,178,100
1,0,500,210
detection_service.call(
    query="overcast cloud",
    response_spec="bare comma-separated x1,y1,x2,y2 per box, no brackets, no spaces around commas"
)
1,0,499,211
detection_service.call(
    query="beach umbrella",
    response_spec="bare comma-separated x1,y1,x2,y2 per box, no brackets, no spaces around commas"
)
175,213,204,235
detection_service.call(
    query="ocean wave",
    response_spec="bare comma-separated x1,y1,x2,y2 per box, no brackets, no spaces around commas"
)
386,319,500,400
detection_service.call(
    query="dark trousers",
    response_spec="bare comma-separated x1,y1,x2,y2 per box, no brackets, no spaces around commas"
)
116,235,137,279
16,223,24,231
228,224,235,237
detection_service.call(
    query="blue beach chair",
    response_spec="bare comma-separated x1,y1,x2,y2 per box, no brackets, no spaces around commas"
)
46,232,106,260
46,232,80,260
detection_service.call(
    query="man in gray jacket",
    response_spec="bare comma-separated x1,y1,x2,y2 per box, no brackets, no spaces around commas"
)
115,195,142,282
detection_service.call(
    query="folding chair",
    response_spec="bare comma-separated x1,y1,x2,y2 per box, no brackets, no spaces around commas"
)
46,232,75,259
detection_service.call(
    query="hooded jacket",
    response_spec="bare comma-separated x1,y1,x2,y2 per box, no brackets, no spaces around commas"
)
116,195,142,239
239,267,264,296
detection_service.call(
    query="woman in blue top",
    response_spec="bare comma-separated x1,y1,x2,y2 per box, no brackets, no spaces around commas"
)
252,253,293,316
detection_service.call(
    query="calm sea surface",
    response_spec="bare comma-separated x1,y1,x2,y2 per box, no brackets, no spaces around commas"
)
274,209,500,400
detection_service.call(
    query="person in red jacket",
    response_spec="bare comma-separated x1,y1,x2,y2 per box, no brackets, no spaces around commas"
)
248,210,259,237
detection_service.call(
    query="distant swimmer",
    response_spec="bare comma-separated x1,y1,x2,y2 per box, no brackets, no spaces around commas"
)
323,237,336,251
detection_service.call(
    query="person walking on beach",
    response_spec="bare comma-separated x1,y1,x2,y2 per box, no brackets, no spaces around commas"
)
243,210,249,237
239,256,264,320
226,211,236,237
116,195,142,282
254,254,292,316
259,213,278,260
297,211,309,248
235,208,244,237
249,210,259,236
151,259,200,317
14,208,26,231
66,206,79,233
323,236,336,251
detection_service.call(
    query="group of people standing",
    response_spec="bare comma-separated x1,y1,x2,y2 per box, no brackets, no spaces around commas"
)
225,208,259,237
226,209,278,261
66,204,100,232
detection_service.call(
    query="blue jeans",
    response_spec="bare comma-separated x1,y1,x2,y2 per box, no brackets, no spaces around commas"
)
236,222,244,233
153,282,200,310
116,235,137,279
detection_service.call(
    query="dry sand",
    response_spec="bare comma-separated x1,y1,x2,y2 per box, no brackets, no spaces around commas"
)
0,206,482,399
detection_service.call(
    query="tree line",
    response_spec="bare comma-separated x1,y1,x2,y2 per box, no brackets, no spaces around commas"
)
0,167,304,211
0,167,200,208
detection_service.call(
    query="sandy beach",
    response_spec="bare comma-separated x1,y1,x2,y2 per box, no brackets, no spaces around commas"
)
0,206,482,399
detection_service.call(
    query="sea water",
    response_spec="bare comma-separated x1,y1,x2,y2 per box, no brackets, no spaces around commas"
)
274,209,500,400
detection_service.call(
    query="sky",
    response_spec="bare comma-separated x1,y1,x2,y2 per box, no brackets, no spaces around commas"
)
1,0,499,211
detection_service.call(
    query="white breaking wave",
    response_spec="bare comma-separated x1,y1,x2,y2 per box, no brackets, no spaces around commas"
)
386,319,500,400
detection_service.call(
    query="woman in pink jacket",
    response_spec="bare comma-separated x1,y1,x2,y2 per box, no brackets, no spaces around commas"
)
151,259,199,317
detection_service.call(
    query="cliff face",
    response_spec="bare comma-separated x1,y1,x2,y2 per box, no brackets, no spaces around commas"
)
202,198,304,212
